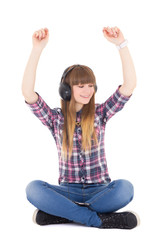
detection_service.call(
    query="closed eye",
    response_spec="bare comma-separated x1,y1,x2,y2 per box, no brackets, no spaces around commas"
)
78,84,94,88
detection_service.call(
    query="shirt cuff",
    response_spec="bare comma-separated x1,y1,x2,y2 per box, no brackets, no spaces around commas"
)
116,85,132,102
25,92,41,110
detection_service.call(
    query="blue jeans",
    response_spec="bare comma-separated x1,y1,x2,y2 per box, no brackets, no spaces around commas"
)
26,179,134,227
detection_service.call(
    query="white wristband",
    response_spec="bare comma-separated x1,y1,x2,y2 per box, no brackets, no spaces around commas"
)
116,39,128,50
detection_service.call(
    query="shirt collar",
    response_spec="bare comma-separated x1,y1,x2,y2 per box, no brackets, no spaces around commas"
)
76,108,82,115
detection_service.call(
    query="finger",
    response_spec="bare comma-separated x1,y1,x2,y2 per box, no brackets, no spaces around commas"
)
42,28,47,38
34,30,41,39
112,27,119,37
115,26,119,32
35,31,39,37
40,29,45,38
44,28,49,38
108,28,115,36
103,26,110,32
106,26,112,33
40,28,49,39
111,27,116,35
36,29,43,39
44,27,49,33
39,29,46,39
103,27,113,36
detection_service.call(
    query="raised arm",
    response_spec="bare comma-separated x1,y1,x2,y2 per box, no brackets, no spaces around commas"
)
102,26,137,97
21,28,49,104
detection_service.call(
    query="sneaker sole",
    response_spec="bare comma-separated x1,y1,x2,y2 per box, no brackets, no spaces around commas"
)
32,209,39,224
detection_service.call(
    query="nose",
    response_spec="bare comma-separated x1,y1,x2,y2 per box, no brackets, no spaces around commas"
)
83,85,92,94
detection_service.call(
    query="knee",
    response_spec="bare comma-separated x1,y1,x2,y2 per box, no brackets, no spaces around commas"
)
117,179,134,203
25,180,44,203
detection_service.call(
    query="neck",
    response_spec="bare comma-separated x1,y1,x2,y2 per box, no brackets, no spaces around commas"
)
75,103,84,112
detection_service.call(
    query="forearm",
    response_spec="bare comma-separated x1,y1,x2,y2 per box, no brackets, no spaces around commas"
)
22,47,43,96
102,26,137,96
118,46,137,95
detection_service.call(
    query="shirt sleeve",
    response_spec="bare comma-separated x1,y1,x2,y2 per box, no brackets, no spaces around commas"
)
96,85,132,123
25,92,58,131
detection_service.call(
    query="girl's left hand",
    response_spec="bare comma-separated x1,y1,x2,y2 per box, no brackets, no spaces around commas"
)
102,26,125,45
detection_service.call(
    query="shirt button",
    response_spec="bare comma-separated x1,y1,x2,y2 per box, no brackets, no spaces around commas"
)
81,177,85,183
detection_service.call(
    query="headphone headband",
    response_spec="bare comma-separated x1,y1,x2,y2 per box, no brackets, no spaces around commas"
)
61,65,81,83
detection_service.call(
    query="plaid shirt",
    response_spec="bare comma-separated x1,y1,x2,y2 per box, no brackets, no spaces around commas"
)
25,85,131,184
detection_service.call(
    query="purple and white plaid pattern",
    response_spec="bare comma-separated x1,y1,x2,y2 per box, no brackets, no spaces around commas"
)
25,85,131,184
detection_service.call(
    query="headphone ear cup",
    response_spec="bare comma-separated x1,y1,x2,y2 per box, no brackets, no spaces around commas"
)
59,82,71,101
94,84,98,93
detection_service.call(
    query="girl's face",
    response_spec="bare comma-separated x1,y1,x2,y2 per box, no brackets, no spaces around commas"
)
72,83,95,112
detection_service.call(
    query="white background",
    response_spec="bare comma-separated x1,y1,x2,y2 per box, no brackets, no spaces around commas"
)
1,0,160,239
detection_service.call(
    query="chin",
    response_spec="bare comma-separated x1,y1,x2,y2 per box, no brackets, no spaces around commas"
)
76,96,91,105
81,99,90,104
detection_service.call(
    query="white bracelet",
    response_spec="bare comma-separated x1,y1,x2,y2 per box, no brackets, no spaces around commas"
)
116,39,128,50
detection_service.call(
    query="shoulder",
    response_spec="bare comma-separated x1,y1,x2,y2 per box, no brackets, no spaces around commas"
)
95,85,132,109
54,107,63,115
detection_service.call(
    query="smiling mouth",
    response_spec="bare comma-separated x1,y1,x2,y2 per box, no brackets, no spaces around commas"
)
80,95,90,98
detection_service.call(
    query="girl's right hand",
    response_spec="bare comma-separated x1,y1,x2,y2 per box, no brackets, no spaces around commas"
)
32,28,49,50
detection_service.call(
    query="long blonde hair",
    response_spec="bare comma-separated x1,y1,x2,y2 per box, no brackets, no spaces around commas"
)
60,64,98,160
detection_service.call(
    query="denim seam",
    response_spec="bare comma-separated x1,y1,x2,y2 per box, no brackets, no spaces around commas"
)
50,187,105,197
47,184,110,197
48,185,83,196
68,187,107,196
84,188,107,196
46,186,71,201
88,188,112,205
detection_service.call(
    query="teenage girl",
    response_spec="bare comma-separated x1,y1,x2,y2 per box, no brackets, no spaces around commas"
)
22,26,140,229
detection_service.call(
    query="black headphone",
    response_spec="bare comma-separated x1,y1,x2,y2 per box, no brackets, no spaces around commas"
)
59,64,97,101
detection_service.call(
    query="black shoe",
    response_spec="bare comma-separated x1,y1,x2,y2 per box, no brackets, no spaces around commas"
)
98,211,140,229
33,209,73,226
